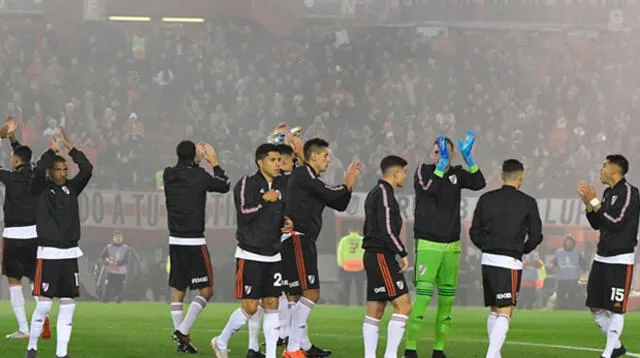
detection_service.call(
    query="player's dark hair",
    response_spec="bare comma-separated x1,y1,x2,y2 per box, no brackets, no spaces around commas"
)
277,144,294,157
50,155,66,168
303,138,329,161
13,145,32,163
176,140,196,161
433,137,454,149
502,159,524,174
255,143,279,165
380,155,408,176
606,154,629,175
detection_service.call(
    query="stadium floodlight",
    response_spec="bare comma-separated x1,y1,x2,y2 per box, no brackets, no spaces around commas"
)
161,17,205,23
108,16,151,22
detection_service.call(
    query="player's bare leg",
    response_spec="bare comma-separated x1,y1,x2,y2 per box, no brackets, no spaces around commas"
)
485,305,514,358
590,307,626,358
173,286,212,354
363,294,411,358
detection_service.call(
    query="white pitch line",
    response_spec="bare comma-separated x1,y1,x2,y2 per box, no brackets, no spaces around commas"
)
195,328,640,356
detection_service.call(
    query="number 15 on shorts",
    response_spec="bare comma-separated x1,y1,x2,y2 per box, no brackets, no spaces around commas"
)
611,287,625,302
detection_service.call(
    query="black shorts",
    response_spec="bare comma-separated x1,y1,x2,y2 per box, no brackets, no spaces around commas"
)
586,261,634,314
364,251,408,302
482,265,522,307
32,258,79,299
235,259,282,299
169,244,214,291
281,233,319,294
2,238,37,280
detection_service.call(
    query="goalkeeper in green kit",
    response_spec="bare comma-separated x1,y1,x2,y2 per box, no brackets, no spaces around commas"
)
404,132,486,358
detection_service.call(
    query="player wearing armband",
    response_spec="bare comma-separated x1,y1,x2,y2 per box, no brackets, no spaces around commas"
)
405,132,486,358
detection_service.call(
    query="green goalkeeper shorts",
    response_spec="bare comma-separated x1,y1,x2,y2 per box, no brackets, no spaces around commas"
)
413,239,461,287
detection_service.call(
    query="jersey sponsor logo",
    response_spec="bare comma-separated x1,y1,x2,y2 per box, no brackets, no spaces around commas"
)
244,285,252,294
308,275,316,284
396,280,404,290
42,282,49,292
374,286,387,293
419,264,427,276
448,174,457,184
496,292,512,300
191,276,209,284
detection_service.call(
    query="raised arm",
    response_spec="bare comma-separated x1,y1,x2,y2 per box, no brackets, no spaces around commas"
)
59,126,93,194
414,163,444,196
200,143,230,193
459,167,487,191
31,147,56,196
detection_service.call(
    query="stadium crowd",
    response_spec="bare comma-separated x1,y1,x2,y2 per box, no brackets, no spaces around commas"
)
1,18,639,196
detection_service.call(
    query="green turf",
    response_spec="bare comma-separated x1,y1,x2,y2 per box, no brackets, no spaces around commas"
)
0,302,638,357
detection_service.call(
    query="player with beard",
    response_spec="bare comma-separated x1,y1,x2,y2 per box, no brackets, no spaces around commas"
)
26,128,93,358
281,138,361,358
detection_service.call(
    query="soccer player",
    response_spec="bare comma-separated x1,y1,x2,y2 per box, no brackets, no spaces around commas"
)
405,132,486,358
0,118,51,340
26,129,93,358
211,143,292,358
281,138,361,358
469,159,543,358
577,155,638,358
164,141,230,353
362,155,412,358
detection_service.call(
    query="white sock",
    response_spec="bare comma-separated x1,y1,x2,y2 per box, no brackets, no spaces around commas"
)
363,316,380,358
248,305,264,351
217,308,251,349
384,314,408,358
486,314,510,358
603,314,624,357
592,311,622,350
56,301,76,357
278,296,291,339
9,285,29,333
300,325,312,351
263,309,280,358
487,312,501,358
170,302,183,330
287,297,314,352
177,295,207,335
30,283,38,302
28,300,53,351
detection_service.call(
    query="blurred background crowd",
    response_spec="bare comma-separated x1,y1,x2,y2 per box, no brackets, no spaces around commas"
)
0,0,639,307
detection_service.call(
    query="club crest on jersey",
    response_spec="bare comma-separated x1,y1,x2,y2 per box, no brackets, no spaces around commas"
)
244,285,252,295
42,282,49,292
396,280,404,290
611,195,618,205
62,186,70,195
260,188,265,194
419,265,427,276
308,275,316,285
448,174,457,184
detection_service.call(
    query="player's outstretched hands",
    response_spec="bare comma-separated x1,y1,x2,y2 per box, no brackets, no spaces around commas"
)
457,130,476,168
195,143,206,163
577,180,597,203
344,160,361,189
281,216,294,233
50,135,61,153
59,126,74,150
399,256,409,273
262,189,279,203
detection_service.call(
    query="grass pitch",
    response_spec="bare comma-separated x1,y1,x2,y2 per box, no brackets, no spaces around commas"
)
0,302,638,357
